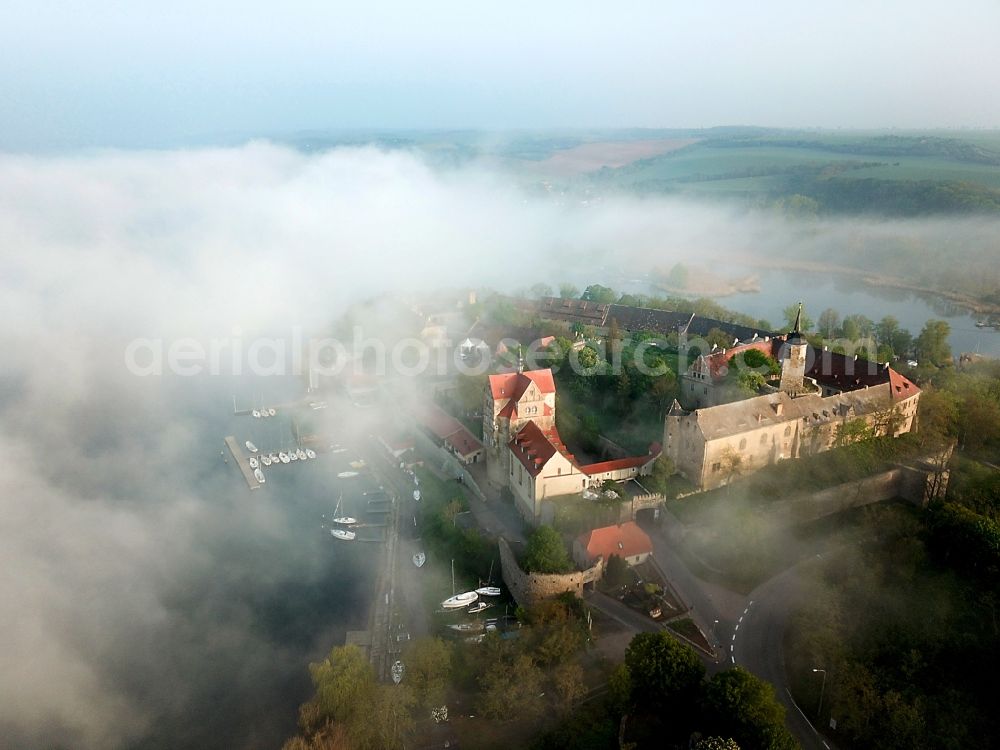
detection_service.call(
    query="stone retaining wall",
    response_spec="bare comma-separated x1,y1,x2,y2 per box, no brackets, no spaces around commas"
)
499,537,603,608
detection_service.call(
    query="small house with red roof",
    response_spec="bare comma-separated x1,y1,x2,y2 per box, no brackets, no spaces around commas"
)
413,403,484,465
573,522,653,569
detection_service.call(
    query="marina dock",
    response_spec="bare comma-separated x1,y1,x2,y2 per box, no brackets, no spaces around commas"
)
224,436,261,490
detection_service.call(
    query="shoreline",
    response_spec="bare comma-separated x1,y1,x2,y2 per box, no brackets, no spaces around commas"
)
717,255,1000,316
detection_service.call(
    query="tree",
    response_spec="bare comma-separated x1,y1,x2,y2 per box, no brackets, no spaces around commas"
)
403,637,452,710
915,319,952,367
530,283,554,299
818,308,840,338
623,632,705,715
477,653,544,720
604,553,631,589
706,327,734,351
305,645,377,735
552,662,587,714
701,668,796,750
650,371,677,414
523,526,573,573
782,303,813,332
559,283,580,299
694,739,741,750
648,454,676,494
843,313,875,340
876,315,901,349
666,263,690,289
455,373,487,413
581,284,617,304
719,447,743,485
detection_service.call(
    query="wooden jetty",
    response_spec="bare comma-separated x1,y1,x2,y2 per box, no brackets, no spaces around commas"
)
224,436,260,490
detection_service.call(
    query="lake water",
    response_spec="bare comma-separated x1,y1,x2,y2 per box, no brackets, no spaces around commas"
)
130,374,382,750
601,265,1000,358
717,267,1000,358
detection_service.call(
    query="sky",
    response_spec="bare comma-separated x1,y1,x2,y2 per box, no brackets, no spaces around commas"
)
1,0,999,149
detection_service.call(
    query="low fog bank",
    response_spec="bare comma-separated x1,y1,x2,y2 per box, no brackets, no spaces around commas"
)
1,142,998,749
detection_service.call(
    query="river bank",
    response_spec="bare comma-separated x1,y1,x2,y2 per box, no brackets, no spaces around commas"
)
724,255,1000,316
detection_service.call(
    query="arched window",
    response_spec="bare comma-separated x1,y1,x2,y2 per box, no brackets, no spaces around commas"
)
784,426,792,436
760,433,767,445
739,438,747,450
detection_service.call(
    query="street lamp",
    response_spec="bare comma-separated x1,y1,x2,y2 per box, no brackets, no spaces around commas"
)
812,668,827,721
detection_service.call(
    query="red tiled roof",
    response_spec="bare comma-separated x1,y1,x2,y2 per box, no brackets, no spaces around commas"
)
580,443,660,476
509,421,574,477
577,522,652,563
697,340,776,379
887,368,920,401
444,428,484,457
488,369,556,400
696,338,920,399
414,403,465,441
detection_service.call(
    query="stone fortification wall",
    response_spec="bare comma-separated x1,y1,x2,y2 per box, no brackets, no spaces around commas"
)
499,538,602,608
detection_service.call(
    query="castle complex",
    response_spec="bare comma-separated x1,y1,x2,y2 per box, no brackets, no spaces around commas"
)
665,306,921,490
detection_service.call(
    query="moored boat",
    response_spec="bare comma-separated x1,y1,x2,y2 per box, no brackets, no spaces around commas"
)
279,452,290,464
441,591,478,609
305,448,317,459
337,471,359,479
467,602,492,614
249,457,259,469
476,586,502,597
447,621,484,633
254,468,266,484
391,660,404,684
330,528,356,541
413,552,426,568
245,441,258,453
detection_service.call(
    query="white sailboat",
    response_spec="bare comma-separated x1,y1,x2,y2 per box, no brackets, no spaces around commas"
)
337,471,359,479
268,407,276,417
254,468,266,484
245,441,258,453
413,490,421,502
279,452,290,464
441,559,478,609
391,660,404,684
413,552,426,568
441,592,478,609
330,528,356,541
249,457,259,470
447,621,484,633
475,587,501,597
305,448,317,459
261,455,272,467
251,409,261,419
467,602,492,614
268,452,278,464
349,459,366,469
289,451,298,461
331,494,357,525
296,448,308,460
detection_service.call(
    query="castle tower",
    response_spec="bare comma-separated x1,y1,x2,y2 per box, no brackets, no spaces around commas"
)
780,302,808,394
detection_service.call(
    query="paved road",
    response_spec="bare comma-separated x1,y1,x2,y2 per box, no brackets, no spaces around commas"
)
647,509,838,750
733,560,838,750
646,509,745,656
585,590,665,635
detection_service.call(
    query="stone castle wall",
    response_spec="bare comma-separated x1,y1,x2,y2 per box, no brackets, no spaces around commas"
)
499,537,603,609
